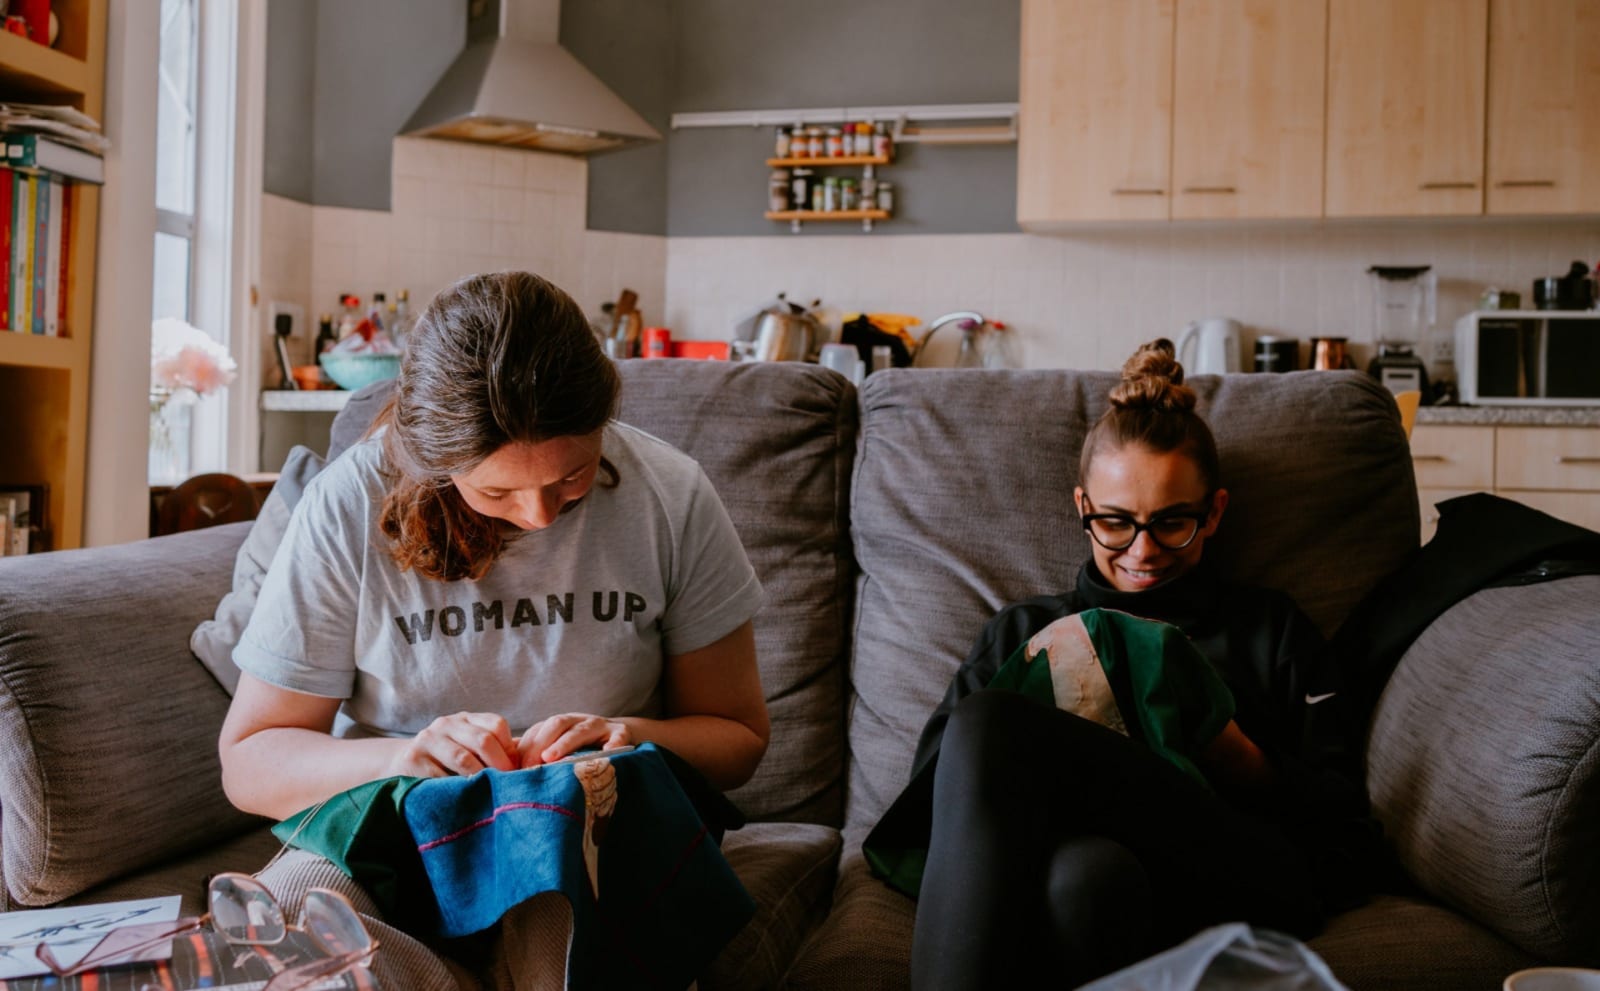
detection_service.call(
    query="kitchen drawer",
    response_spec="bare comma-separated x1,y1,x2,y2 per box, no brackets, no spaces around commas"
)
1418,487,1480,544
1498,490,1600,533
1495,427,1600,492
1410,425,1495,488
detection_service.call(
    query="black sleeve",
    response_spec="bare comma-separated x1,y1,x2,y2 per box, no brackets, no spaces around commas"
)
908,598,1070,781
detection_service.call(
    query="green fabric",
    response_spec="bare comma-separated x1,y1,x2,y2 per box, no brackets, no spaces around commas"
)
271,776,434,931
863,608,1235,897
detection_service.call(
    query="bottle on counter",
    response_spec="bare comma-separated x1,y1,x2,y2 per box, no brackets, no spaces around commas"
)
369,292,387,333
391,288,413,344
314,313,338,357
337,293,361,339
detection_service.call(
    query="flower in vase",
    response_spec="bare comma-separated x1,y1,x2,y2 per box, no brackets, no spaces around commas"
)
151,317,237,407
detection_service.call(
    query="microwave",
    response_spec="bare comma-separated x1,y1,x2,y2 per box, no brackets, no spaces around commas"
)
1454,311,1600,406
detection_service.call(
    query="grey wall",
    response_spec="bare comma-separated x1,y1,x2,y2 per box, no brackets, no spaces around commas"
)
666,0,1020,236
263,0,316,203
263,0,1021,236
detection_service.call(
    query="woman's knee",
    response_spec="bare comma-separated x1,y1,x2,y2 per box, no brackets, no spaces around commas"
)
1046,836,1151,921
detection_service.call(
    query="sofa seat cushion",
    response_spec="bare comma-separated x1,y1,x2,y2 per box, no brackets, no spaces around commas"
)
57,825,286,914
703,822,842,990
1366,576,1600,965
781,844,912,990
1310,894,1541,991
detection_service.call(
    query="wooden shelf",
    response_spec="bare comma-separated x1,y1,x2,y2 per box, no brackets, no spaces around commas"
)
0,332,87,372
0,33,91,102
766,154,892,167
765,209,890,222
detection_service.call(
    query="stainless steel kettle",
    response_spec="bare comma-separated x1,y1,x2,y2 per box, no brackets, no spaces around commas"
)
750,300,822,362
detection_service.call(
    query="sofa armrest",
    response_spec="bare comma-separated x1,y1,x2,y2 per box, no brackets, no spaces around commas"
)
0,522,262,906
1365,575,1600,965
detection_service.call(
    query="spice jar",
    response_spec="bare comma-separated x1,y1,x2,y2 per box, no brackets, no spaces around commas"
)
876,181,894,213
775,126,791,158
790,168,814,211
825,128,845,158
839,177,859,211
873,122,892,159
769,170,792,212
806,128,823,158
822,176,840,212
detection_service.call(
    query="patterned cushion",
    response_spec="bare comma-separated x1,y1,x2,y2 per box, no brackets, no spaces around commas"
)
705,822,842,990
1310,894,1540,991
1366,577,1600,965
783,840,913,991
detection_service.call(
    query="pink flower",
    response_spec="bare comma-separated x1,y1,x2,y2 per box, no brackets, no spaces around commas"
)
150,318,237,401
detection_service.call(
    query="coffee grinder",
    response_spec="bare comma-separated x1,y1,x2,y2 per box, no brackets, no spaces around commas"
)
1366,265,1435,400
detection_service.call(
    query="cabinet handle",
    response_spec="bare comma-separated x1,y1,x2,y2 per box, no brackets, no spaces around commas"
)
1418,181,1478,190
1111,188,1166,196
1412,455,1448,462
1495,180,1556,188
1557,456,1600,464
1182,186,1237,194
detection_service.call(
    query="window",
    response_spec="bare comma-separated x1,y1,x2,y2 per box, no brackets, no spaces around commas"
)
153,0,197,328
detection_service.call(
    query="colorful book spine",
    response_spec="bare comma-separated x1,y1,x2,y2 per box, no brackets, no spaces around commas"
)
0,165,11,332
31,174,49,334
55,182,70,337
15,174,33,335
42,177,62,336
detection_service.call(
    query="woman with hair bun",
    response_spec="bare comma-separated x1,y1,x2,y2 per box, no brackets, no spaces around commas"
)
882,340,1376,988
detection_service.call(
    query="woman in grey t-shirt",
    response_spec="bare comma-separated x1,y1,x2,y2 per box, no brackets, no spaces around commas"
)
219,271,767,988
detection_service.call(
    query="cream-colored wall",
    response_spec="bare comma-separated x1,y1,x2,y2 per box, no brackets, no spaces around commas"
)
259,137,667,390
664,221,1600,371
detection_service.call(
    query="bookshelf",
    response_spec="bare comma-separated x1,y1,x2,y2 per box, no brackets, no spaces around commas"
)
0,0,106,550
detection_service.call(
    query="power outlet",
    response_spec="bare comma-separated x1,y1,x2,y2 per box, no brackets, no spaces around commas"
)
1432,334,1454,364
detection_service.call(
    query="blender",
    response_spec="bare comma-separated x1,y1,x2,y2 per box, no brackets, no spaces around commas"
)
1366,265,1435,401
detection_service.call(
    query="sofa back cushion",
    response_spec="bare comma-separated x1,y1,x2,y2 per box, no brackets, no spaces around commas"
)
843,368,1419,833
331,362,857,826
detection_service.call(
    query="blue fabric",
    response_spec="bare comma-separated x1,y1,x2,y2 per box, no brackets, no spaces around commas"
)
403,743,755,989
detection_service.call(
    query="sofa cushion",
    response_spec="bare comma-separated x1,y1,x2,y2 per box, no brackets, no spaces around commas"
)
782,842,913,990
0,524,265,905
189,445,326,694
1310,894,1541,991
843,368,1419,835
1366,576,1600,965
704,821,842,990
335,365,858,826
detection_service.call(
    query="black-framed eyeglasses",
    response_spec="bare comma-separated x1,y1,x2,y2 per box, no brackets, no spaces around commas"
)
1079,495,1213,551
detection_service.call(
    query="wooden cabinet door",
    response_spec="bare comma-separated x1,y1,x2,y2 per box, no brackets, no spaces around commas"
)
1326,0,1487,217
1172,0,1326,219
1485,0,1600,215
1017,0,1175,225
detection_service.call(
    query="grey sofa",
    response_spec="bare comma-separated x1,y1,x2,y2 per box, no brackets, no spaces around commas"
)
1,362,1596,990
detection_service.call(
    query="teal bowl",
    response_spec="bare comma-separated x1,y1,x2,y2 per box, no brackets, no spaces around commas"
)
318,352,401,391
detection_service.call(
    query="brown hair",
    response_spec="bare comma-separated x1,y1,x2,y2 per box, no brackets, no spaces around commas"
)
375,271,621,581
1079,338,1221,492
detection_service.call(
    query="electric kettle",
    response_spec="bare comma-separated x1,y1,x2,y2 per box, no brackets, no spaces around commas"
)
1176,318,1243,375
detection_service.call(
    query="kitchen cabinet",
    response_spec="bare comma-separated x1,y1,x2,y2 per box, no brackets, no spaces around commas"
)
1325,0,1487,218
0,0,106,550
1412,423,1600,541
1171,0,1326,220
1485,0,1600,216
1016,0,1175,225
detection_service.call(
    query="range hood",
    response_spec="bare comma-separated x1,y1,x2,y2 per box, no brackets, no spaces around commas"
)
401,0,660,155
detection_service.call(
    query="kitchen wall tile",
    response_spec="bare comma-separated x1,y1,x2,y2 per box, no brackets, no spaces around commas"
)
492,187,526,225
461,184,497,222
492,222,521,258
491,150,527,189
418,140,460,182
459,146,496,186
391,138,429,179
461,219,495,255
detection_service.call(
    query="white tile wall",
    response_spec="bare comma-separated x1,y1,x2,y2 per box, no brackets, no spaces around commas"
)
262,152,1599,382
663,221,1600,371
258,137,668,386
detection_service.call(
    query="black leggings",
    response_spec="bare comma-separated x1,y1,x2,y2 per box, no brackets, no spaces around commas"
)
910,689,1320,990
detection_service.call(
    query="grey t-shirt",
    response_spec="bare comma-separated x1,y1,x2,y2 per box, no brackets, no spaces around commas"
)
234,422,763,738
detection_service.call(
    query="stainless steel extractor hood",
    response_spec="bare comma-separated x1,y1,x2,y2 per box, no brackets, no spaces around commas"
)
401,0,661,155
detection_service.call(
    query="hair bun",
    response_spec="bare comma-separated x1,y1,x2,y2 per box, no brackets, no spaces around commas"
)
1108,338,1197,412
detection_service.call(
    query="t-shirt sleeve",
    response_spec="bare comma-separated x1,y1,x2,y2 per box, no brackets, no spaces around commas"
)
658,467,763,656
232,464,366,698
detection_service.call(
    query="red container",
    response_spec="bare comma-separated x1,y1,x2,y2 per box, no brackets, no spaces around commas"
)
669,340,731,361
642,326,672,359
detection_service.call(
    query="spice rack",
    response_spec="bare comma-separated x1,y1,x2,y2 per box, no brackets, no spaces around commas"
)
764,153,893,233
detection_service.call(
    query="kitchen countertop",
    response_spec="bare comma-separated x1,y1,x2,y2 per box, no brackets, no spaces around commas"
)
1416,405,1600,427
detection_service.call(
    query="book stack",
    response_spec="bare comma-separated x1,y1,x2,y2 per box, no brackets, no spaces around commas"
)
0,103,106,338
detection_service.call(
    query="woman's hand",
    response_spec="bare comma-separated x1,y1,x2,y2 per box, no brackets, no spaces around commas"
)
516,713,632,768
388,712,519,778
